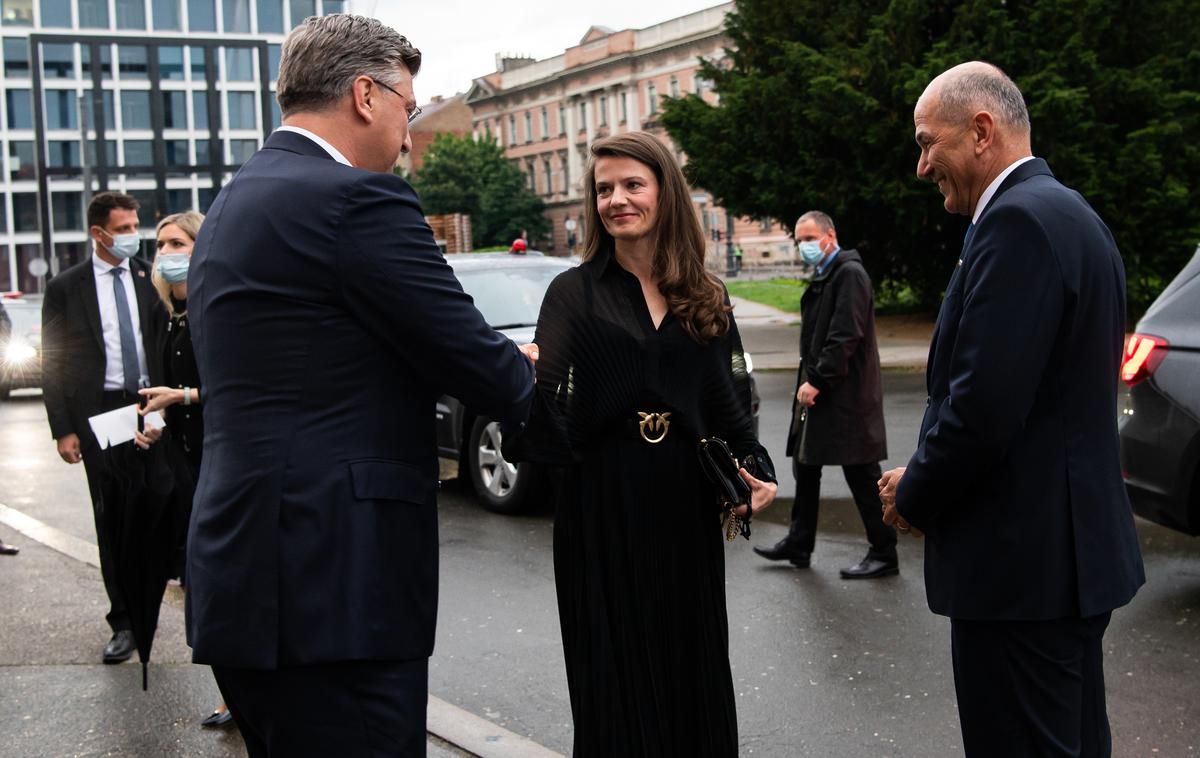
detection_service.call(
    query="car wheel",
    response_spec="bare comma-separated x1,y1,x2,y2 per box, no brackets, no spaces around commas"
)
466,416,536,514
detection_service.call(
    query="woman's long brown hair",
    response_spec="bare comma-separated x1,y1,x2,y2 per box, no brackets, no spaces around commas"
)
582,131,730,344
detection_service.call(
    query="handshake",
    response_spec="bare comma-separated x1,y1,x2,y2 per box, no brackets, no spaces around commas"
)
878,467,922,537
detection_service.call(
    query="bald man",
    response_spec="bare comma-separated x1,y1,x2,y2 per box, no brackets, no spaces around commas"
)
878,62,1144,756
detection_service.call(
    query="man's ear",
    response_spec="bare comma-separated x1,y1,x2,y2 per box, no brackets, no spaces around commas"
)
351,75,377,125
972,111,996,155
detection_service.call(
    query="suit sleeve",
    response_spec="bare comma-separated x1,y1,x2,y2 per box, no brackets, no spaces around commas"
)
895,205,1064,530
41,277,74,440
336,172,534,429
806,264,870,393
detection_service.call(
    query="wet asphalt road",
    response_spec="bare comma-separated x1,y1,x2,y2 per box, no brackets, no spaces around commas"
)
2,375,1198,756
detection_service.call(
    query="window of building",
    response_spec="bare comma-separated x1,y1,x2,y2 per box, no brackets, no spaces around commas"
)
81,44,113,79
192,90,209,128
158,46,184,80
120,91,152,129
52,191,83,231
3,38,30,77
12,193,39,232
268,43,281,80
39,0,70,27
223,0,250,31
288,0,313,27
188,0,216,31
523,111,532,143
166,188,193,212
578,100,586,130
42,43,73,78
8,141,34,179
194,138,210,164
44,89,78,129
669,77,680,98
84,139,118,167
226,91,256,129
526,163,535,192
225,47,254,80
229,138,258,165
599,95,607,126
507,115,516,146
189,46,206,78
128,190,157,228
1,0,34,26
620,91,627,122
78,0,110,28
153,0,183,30
165,139,189,166
256,0,282,33
116,0,147,29
47,139,80,167
52,242,87,273
560,152,568,190
163,90,187,128
118,45,148,79
123,139,153,166
557,105,565,135
6,88,32,129
543,158,552,195
647,83,657,114
540,107,548,138
91,89,116,129
321,0,343,12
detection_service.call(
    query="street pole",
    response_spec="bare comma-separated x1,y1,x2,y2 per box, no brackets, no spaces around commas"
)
724,210,736,277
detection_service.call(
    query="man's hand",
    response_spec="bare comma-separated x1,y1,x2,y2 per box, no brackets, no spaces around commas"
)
735,468,778,518
519,342,539,365
56,433,82,464
796,381,820,407
133,426,163,450
878,467,922,536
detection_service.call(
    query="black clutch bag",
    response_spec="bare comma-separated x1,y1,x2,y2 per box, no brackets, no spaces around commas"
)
697,437,753,541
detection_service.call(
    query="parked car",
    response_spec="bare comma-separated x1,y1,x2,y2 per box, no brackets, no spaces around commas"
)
0,293,43,400
1119,248,1200,535
438,253,761,514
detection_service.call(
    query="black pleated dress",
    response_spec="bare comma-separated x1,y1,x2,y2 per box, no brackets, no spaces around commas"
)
508,248,775,757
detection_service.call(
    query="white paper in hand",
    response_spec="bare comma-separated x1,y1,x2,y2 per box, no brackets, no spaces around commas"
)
87,404,167,448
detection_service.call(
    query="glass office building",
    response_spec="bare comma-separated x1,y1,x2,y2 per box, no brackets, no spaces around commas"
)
0,0,345,291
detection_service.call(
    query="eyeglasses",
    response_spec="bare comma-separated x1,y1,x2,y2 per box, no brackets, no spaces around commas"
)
373,79,422,124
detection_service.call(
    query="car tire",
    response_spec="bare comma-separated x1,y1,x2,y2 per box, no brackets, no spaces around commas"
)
466,416,537,514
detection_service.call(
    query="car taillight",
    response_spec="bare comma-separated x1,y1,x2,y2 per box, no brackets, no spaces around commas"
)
1121,333,1168,386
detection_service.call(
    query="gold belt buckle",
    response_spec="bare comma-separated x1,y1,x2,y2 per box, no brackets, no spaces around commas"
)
637,412,671,444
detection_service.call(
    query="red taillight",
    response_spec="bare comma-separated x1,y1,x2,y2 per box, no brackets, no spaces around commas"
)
1121,333,1168,386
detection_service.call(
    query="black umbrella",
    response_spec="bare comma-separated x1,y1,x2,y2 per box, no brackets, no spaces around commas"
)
98,418,180,691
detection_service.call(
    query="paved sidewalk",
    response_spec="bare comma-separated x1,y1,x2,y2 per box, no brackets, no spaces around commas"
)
731,297,933,371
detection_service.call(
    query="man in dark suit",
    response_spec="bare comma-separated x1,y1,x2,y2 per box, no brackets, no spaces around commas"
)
185,15,535,756
42,191,166,663
754,210,897,578
879,62,1145,756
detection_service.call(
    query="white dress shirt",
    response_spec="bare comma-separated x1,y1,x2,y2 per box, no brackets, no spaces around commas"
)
275,125,353,166
973,156,1037,224
92,251,149,391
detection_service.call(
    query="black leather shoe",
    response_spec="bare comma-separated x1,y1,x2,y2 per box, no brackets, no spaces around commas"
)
102,630,135,664
753,539,811,567
200,708,235,728
0,541,18,555
840,557,899,580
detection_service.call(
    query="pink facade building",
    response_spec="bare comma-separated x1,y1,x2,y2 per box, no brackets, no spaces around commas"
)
464,3,793,263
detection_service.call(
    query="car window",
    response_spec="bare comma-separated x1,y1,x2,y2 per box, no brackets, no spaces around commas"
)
456,266,565,329
3,300,42,340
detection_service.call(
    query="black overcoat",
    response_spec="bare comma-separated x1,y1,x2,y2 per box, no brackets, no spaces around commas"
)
785,248,887,465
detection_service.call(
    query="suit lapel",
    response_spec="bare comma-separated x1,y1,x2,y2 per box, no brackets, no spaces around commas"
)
75,262,104,352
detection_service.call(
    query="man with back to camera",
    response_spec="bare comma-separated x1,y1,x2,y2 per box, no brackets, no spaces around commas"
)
753,211,897,579
879,62,1144,756
185,15,536,755
41,191,167,664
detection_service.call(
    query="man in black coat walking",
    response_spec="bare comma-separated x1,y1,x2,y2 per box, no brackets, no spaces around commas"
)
754,211,897,578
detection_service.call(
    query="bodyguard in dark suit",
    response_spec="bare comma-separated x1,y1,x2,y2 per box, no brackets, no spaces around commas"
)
754,211,896,578
41,191,167,663
880,62,1144,756
185,16,534,756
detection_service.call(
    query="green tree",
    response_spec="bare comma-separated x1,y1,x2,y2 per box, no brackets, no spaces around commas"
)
661,0,1200,313
409,133,549,248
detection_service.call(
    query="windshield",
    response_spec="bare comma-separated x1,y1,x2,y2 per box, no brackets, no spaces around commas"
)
456,266,564,328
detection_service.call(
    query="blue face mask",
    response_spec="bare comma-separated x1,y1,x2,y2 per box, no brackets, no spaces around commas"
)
797,240,825,266
102,231,141,260
156,253,190,284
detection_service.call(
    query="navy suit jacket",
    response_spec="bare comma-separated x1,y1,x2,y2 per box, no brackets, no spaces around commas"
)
896,158,1144,621
185,130,534,668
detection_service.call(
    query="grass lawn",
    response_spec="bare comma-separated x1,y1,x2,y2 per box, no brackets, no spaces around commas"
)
725,278,807,313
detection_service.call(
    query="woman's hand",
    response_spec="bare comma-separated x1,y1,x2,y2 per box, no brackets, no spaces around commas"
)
139,386,185,414
736,468,778,518
134,426,163,450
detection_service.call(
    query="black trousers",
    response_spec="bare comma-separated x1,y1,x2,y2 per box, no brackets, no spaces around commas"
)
951,613,1113,757
78,389,140,633
213,659,429,757
788,460,897,560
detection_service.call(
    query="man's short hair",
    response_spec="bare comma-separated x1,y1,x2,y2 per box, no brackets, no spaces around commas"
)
797,210,835,234
276,14,421,117
87,191,139,230
939,65,1030,134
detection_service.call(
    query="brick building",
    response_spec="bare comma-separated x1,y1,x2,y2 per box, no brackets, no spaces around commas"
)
396,92,472,177
464,2,793,264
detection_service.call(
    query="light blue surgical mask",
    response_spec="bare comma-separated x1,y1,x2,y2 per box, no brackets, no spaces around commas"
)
797,240,825,266
101,231,142,260
156,253,190,284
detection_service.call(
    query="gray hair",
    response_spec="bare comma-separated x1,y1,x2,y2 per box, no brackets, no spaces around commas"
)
796,210,835,234
938,64,1030,134
276,14,422,117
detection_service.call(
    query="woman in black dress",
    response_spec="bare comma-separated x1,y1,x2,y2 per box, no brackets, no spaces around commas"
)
511,131,778,755
136,211,231,728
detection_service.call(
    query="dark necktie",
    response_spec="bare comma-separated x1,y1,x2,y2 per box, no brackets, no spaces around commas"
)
110,268,141,395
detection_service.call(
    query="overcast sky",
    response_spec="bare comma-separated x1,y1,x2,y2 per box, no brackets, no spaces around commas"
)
349,0,730,103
